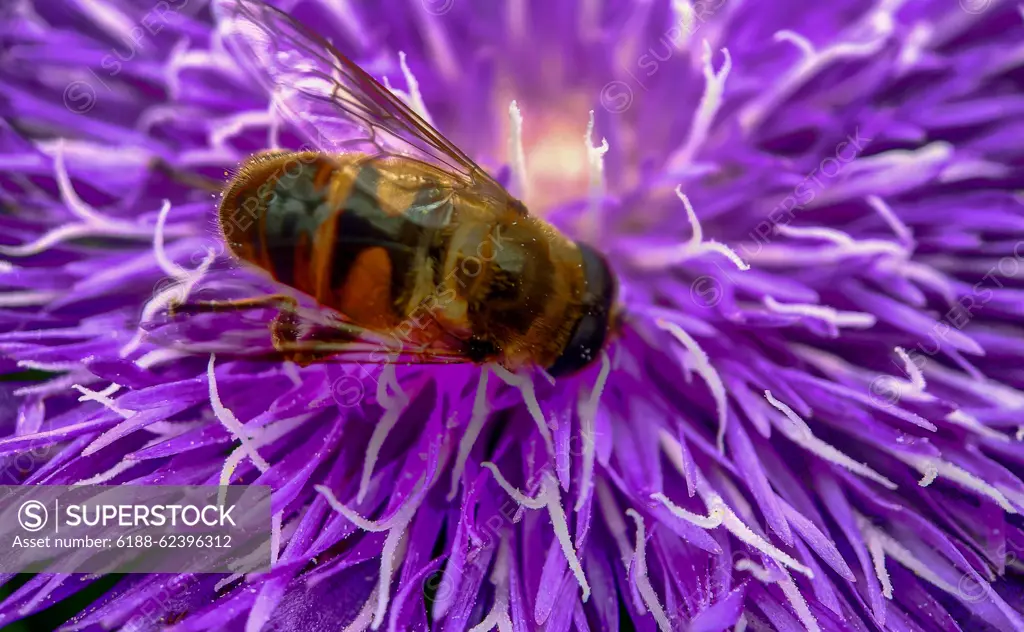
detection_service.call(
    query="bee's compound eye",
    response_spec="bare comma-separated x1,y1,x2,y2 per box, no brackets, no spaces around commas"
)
547,243,615,377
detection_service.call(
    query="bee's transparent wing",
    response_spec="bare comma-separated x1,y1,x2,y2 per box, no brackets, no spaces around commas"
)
214,0,510,205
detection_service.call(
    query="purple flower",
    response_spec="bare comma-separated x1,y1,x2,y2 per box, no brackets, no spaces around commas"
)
2,0,1024,630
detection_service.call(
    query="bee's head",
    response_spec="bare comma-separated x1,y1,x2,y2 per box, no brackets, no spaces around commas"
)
546,242,617,377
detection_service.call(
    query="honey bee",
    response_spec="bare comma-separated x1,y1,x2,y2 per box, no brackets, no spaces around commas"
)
177,0,616,376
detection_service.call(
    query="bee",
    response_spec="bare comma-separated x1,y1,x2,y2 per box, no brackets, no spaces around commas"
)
176,0,616,376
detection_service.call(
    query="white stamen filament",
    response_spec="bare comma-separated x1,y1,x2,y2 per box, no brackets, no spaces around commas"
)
634,189,749,271
894,347,926,390
0,291,61,307
317,475,420,631
774,30,817,58
778,570,820,632
668,42,732,168
740,29,887,131
219,449,247,501
483,464,590,600
480,462,545,509
270,512,282,566
379,364,408,409
867,195,914,247
651,492,724,529
596,478,634,569
575,350,610,511
765,391,897,490
16,374,87,397
207,355,270,472
658,430,695,496
96,383,121,398
468,537,514,632
209,110,277,148
219,414,310,505
943,410,1009,443
764,296,876,330
626,510,671,631
20,359,86,372
316,476,426,533
734,559,820,632
448,368,491,500
734,558,777,582
582,110,610,241
508,101,529,201
372,514,410,629
54,138,110,225
358,366,410,503
858,515,963,599
0,142,185,257
397,51,434,125
897,454,1016,513
918,463,938,487
775,224,906,259
120,246,216,358
153,199,188,279
0,225,112,258
135,347,187,369
658,320,729,452
940,157,1010,183
342,586,379,632
654,491,814,578
72,384,134,419
864,523,894,599
167,40,241,99
208,355,284,570
73,458,136,486
282,362,302,387
491,364,555,456
813,143,952,209
214,574,242,593
542,474,590,601
671,0,695,48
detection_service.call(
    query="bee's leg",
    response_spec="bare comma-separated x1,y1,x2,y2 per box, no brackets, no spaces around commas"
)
170,294,303,357
268,308,372,367
170,294,324,365
268,309,309,364
167,294,298,317
169,295,356,366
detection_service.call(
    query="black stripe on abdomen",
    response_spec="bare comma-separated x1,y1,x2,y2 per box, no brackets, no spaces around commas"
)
261,159,336,286
266,212,298,286
329,163,420,305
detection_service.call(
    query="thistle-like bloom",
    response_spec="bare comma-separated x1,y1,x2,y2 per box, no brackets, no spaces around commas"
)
2,0,1023,630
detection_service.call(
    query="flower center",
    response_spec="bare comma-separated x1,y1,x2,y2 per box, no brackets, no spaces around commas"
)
496,89,594,216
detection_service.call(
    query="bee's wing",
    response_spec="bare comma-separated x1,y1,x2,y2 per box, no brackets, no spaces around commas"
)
214,0,513,207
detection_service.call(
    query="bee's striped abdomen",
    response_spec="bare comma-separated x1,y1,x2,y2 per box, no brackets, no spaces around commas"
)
219,152,452,333
328,161,407,328
260,158,337,289
219,151,340,294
